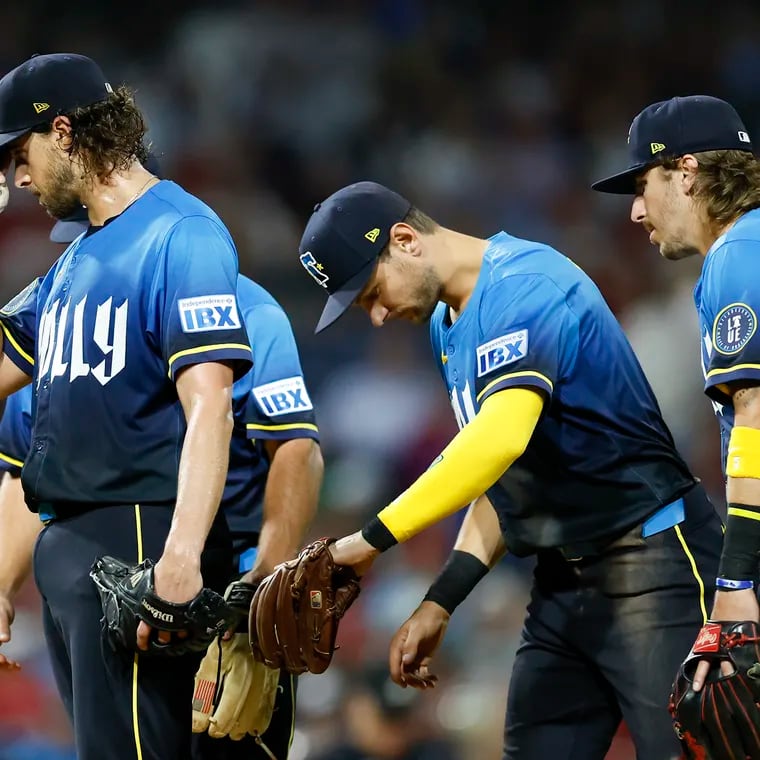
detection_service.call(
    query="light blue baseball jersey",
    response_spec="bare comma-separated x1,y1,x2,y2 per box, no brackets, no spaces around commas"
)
694,207,760,468
430,232,695,556
0,181,252,511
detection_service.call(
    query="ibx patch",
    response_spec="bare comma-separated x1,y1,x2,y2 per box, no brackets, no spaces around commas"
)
253,375,313,417
178,294,241,333
713,303,756,355
476,329,528,377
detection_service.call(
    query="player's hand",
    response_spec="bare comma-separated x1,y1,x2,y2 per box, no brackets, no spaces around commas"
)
0,592,21,671
135,555,202,650
389,600,449,689
691,588,760,692
328,531,379,578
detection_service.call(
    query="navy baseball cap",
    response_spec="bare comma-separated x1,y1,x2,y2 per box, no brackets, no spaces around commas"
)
49,152,162,243
299,181,411,332
0,53,112,150
592,95,754,194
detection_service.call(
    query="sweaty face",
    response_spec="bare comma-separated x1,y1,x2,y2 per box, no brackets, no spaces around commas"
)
631,166,701,261
356,249,443,327
11,132,82,220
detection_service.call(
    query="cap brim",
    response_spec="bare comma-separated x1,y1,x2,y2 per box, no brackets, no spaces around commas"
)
315,258,378,333
50,219,89,244
591,163,649,194
0,128,32,150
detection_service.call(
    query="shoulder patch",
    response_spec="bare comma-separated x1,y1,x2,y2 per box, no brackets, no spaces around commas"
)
712,303,757,355
253,376,313,417
178,294,241,333
0,278,41,317
476,329,528,377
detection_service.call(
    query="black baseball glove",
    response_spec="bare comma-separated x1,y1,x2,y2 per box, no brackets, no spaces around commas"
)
90,555,235,656
670,621,760,759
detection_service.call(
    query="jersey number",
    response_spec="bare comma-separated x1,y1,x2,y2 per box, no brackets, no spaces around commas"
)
38,296,128,387
450,382,477,430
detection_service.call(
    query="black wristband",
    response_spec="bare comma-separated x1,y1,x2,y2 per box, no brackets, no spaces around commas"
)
423,550,490,615
718,502,760,581
361,516,398,553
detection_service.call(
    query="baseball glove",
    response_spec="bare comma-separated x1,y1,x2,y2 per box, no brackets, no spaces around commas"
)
90,555,234,656
670,621,760,759
249,538,361,674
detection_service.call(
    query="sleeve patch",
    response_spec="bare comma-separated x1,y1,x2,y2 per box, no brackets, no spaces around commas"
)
252,376,313,416
712,303,757,355
178,294,241,333
476,329,528,377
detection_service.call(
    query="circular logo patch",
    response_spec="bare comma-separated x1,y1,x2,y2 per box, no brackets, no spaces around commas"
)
713,303,757,355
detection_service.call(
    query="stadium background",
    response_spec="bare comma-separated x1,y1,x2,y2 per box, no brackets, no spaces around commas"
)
1,0,758,757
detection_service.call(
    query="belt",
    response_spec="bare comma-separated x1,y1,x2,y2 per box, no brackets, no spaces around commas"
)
558,496,686,561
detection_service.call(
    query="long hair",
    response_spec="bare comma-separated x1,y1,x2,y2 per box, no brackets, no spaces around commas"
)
36,86,148,180
661,151,760,226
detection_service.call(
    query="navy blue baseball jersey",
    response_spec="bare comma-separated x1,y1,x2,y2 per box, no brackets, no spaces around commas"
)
0,181,252,510
225,275,319,536
0,383,31,477
430,232,695,556
695,207,760,468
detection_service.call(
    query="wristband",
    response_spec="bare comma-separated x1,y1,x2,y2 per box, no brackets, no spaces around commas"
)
715,577,755,591
423,550,490,615
717,502,760,581
361,516,398,553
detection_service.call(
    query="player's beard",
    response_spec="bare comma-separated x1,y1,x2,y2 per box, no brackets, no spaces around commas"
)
659,234,701,261
408,267,443,324
37,156,82,221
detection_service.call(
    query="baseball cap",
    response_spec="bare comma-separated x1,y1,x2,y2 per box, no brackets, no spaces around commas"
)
299,181,412,333
0,53,112,150
49,152,163,244
592,95,754,194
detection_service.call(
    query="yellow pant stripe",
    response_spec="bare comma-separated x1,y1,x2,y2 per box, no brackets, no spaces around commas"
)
727,506,760,522
674,524,707,625
132,504,144,760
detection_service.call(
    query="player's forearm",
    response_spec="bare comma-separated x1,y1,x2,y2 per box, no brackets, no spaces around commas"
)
165,391,233,563
453,495,507,567
253,438,323,576
0,474,41,597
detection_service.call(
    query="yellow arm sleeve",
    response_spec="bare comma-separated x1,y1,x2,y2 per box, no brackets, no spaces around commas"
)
375,386,544,543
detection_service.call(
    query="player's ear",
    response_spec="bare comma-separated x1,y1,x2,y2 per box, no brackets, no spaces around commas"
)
679,155,699,194
389,223,419,257
50,115,73,151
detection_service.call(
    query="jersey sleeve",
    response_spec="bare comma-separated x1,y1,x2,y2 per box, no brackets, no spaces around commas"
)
702,240,760,398
0,385,32,476
240,303,319,441
473,274,579,405
0,277,41,376
155,216,252,381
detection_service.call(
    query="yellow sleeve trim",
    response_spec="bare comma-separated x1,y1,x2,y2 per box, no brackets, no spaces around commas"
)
377,387,544,543
726,425,760,479
246,422,319,433
1,323,34,367
727,506,760,522
706,363,760,379
0,451,23,468
476,370,553,403
167,343,252,377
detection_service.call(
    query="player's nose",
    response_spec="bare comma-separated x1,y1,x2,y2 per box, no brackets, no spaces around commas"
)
14,165,30,189
631,195,646,224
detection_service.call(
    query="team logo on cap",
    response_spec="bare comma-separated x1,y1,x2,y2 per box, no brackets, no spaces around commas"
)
739,131,751,143
364,228,380,243
33,102,50,114
300,251,329,288
713,303,756,355
650,142,666,154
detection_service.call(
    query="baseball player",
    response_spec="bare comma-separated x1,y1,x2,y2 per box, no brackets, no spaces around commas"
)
591,96,760,692
295,181,724,759
0,53,253,759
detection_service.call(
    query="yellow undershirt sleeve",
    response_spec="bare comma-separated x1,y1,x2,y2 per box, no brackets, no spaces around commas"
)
376,386,544,543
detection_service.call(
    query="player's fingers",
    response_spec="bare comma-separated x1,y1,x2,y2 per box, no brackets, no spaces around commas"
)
136,620,151,651
0,653,21,670
157,629,172,645
389,627,410,686
692,659,711,692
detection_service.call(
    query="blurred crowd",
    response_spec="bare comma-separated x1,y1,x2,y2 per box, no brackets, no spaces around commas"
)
2,0,760,757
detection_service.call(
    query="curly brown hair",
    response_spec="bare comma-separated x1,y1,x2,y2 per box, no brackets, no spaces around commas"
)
660,150,760,227
35,85,149,180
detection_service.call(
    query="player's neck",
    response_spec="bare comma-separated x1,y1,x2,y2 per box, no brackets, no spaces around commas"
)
80,165,159,226
437,229,488,315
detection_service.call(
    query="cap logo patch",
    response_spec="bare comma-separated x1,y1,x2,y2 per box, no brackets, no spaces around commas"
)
364,228,380,243
33,102,50,114
739,131,751,143
650,142,666,154
105,83,113,94
300,251,329,289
